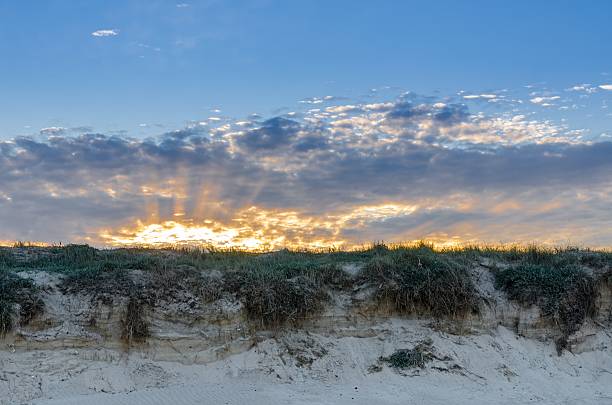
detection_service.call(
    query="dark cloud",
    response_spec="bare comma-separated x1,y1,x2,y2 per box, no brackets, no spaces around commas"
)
293,135,328,152
386,102,469,126
237,117,300,150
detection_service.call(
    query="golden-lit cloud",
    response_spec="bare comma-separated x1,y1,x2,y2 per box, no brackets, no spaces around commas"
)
1,90,612,249
99,203,419,250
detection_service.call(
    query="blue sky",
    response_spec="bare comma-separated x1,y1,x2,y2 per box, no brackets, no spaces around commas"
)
1,1,612,138
1,1,612,248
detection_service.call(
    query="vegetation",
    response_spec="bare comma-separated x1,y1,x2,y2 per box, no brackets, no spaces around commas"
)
1,242,609,346
228,252,350,327
495,263,596,353
0,271,43,335
121,295,150,344
380,339,435,369
361,244,479,317
0,248,16,267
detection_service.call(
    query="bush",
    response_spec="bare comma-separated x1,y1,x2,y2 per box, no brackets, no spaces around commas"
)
495,264,596,353
362,248,479,318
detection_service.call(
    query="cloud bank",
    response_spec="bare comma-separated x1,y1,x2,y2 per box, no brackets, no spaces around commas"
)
1,91,612,248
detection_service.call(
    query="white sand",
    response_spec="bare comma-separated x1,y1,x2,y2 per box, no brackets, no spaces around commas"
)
3,321,612,405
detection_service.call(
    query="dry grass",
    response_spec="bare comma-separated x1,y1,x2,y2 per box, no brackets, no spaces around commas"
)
120,295,150,345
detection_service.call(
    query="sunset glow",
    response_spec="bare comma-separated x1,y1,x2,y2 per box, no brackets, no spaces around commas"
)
99,204,420,250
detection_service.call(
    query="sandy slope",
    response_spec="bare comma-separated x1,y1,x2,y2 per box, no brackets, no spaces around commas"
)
3,321,612,405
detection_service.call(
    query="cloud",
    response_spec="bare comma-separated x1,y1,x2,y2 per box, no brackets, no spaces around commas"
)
567,84,598,93
462,94,498,100
530,96,561,104
176,3,189,8
39,127,66,135
91,29,119,37
1,93,612,248
600,84,612,91
236,117,300,150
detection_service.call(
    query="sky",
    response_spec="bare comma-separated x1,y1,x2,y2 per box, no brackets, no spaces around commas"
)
1,1,612,248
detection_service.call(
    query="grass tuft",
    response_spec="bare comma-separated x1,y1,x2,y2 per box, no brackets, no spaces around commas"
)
0,272,43,335
361,246,479,318
380,339,435,369
495,264,596,353
227,251,350,327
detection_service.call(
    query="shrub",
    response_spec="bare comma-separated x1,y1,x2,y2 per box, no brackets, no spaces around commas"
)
362,248,479,318
495,264,596,353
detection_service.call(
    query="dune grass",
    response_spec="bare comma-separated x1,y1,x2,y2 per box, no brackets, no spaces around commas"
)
495,263,596,353
0,271,43,335
226,251,351,327
1,242,610,342
360,244,479,318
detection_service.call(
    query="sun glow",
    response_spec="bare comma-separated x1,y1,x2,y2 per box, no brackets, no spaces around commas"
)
0,240,51,247
99,203,421,250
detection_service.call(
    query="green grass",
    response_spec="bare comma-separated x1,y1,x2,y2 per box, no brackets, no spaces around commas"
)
361,245,479,318
1,242,609,337
0,248,16,267
224,251,351,327
495,263,596,353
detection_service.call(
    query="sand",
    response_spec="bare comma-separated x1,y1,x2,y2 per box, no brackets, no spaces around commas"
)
3,321,612,404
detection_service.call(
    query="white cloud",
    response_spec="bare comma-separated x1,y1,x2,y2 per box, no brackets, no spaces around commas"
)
39,127,66,135
599,84,612,91
91,29,119,37
176,3,189,7
530,96,560,104
567,84,597,94
463,94,497,100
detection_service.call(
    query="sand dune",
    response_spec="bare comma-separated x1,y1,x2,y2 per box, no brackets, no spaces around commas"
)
1,324,609,404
